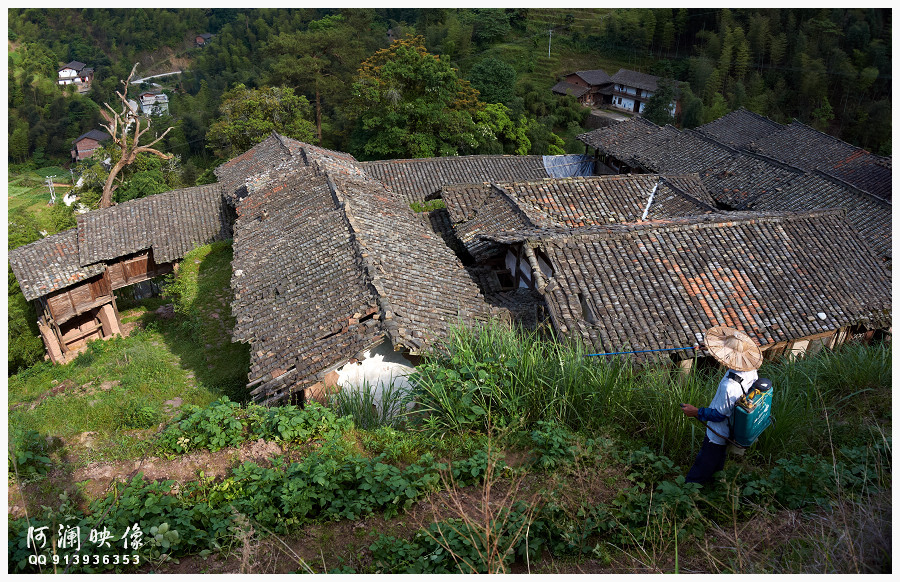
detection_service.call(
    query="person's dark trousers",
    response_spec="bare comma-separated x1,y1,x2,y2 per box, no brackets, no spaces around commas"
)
685,436,727,484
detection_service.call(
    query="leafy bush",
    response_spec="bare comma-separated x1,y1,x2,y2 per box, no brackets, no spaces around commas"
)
529,420,577,469
157,398,352,453
8,429,52,478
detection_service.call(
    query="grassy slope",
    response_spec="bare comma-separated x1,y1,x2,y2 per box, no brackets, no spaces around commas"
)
8,240,249,459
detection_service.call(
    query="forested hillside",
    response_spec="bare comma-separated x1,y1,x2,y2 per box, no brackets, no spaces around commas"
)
8,8,891,170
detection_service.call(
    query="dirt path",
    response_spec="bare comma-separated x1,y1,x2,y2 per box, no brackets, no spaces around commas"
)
8,439,283,519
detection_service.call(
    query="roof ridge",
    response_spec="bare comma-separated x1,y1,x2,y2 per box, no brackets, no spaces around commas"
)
697,107,784,132
490,182,548,227
325,173,403,348
500,209,849,245
788,119,868,153
809,169,892,207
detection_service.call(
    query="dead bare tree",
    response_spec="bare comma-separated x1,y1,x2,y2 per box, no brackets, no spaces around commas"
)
98,63,173,208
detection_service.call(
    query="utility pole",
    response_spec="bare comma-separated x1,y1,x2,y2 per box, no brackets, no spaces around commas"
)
46,176,56,205
548,28,553,57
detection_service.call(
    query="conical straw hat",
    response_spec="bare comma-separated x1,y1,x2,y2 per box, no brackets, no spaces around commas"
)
704,326,762,371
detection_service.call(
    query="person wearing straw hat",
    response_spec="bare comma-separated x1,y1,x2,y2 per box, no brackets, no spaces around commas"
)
680,326,763,485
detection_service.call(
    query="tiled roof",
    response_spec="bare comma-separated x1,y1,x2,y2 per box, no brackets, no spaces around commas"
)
74,130,111,144
483,210,891,356
214,133,295,205
691,151,804,209
551,81,590,98
573,69,613,86
359,155,550,205
819,151,891,203
76,184,230,266
695,108,785,149
334,171,495,351
8,230,106,302
577,117,673,167
611,69,660,92
444,183,534,260
499,174,716,226
743,121,891,200
230,139,496,403
230,166,385,405
577,118,891,259
750,172,891,267
60,61,87,71
442,174,716,260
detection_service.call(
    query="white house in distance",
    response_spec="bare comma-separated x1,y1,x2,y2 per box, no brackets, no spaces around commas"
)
58,61,94,93
608,69,679,115
139,92,169,116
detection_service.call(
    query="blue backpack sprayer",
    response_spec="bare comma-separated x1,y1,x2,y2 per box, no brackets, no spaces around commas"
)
585,344,775,451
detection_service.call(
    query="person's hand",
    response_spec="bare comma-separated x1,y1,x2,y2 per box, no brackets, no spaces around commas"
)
680,403,698,417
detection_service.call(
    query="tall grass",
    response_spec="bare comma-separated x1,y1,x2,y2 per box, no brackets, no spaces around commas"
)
328,381,409,431
409,322,891,466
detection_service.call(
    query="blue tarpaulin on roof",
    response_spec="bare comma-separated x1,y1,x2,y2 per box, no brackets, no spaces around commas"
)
543,155,594,178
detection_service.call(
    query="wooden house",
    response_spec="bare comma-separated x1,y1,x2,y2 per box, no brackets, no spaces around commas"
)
71,130,111,162
480,210,891,368
608,69,679,116
551,70,613,107
9,185,231,363
219,135,499,405
195,33,213,46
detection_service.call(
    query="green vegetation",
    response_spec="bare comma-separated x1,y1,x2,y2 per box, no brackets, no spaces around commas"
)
7,8,891,174
206,85,316,159
8,240,248,446
409,323,891,467
160,240,251,401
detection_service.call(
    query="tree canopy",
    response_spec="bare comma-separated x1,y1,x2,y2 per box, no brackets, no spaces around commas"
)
207,84,316,159
467,57,517,105
349,36,532,159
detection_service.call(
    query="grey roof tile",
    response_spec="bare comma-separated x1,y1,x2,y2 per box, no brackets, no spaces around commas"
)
76,184,230,266
484,210,890,357
8,230,106,301
360,155,550,205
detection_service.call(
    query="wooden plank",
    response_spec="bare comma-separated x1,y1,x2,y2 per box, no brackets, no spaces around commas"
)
47,293,74,321
89,274,111,300
69,284,93,310
124,255,149,280
107,261,126,288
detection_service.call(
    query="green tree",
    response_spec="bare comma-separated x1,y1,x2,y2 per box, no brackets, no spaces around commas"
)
349,36,492,159
266,13,367,145
467,9,511,45
8,210,45,375
467,57,516,105
473,103,530,155
678,85,705,129
703,92,729,124
48,200,77,233
207,84,315,159
642,74,677,126
9,125,29,163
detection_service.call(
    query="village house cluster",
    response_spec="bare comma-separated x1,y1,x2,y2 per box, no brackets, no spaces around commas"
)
9,110,891,405
552,68,679,116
